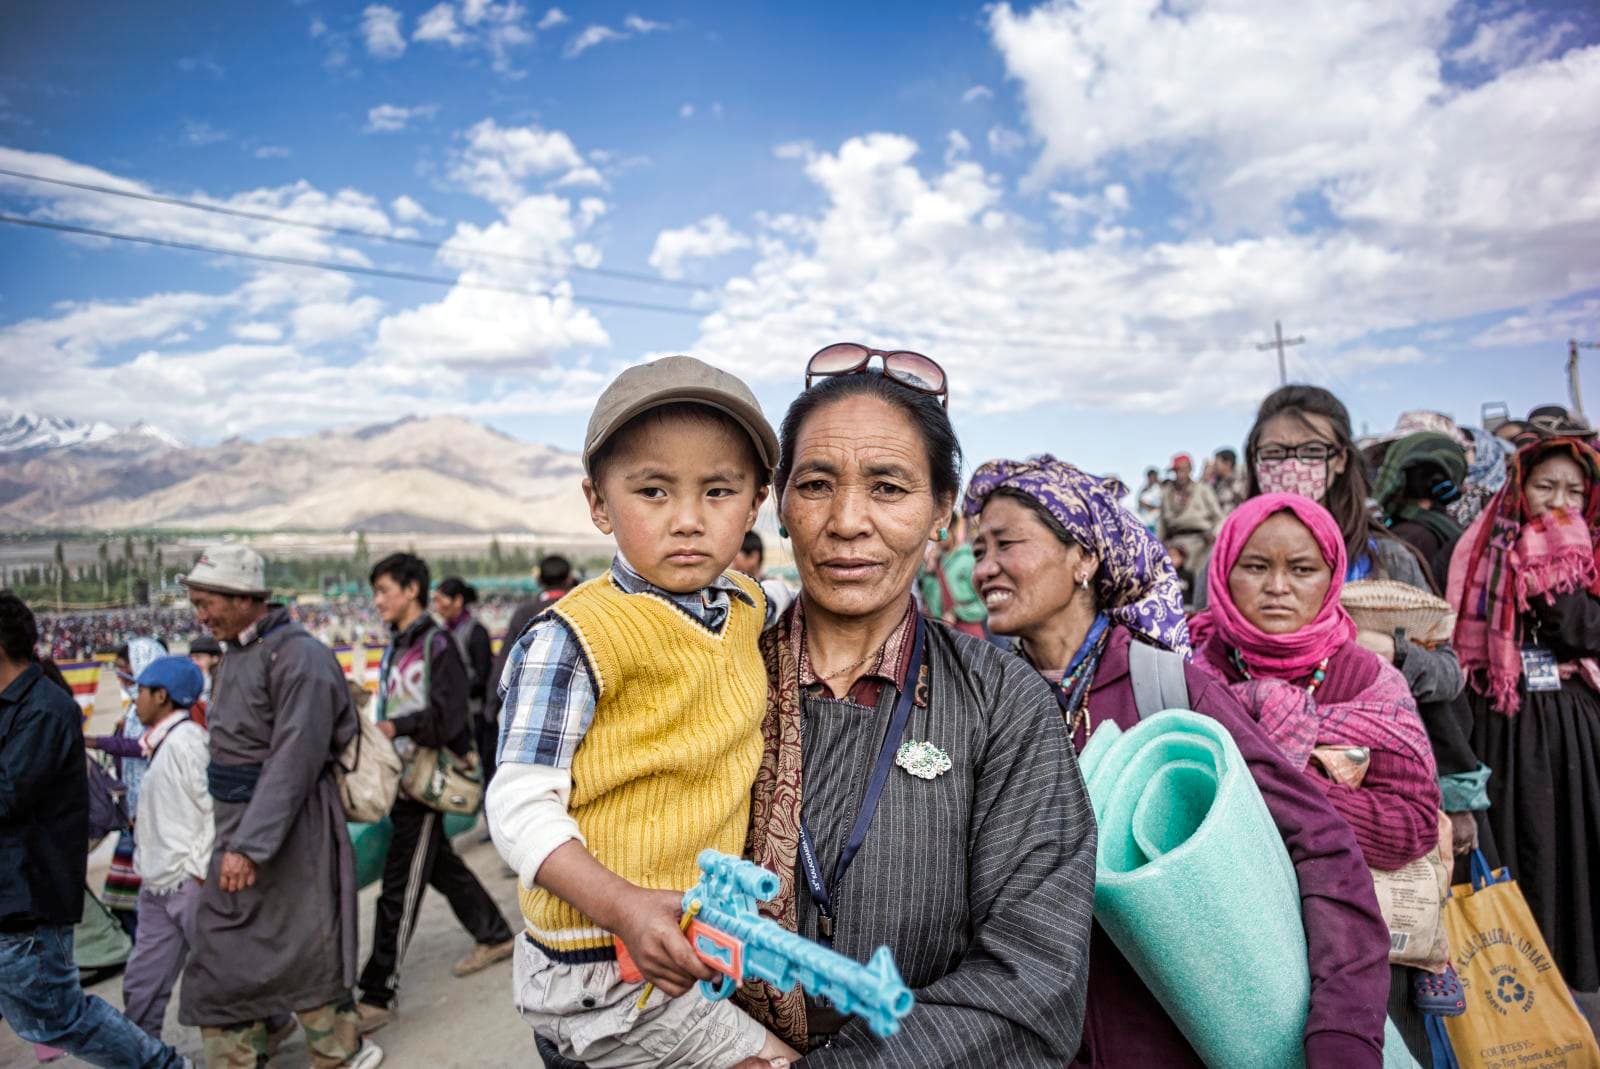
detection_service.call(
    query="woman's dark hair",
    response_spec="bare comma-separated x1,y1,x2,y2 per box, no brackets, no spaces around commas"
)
371,552,430,607
1245,385,1389,564
436,576,478,606
0,590,38,663
774,371,962,504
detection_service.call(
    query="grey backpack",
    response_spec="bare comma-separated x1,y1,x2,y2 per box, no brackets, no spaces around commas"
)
1128,641,1192,719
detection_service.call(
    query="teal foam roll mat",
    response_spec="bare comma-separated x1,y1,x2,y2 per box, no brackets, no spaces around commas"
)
1080,710,1420,1069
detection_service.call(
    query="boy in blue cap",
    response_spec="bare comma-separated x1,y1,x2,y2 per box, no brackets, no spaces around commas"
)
121,655,213,1040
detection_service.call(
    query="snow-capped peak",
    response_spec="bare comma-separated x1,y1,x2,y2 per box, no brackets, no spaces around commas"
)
0,409,119,454
0,409,184,455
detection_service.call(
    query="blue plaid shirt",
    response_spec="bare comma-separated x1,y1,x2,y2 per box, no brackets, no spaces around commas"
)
496,555,761,769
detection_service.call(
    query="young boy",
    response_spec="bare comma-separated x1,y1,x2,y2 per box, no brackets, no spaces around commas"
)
121,654,212,1040
487,355,798,1068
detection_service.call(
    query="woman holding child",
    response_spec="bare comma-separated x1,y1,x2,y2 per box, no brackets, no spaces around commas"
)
738,345,1098,1066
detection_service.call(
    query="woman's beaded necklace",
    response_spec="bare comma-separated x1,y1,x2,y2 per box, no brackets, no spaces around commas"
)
1038,614,1112,744
1230,648,1331,695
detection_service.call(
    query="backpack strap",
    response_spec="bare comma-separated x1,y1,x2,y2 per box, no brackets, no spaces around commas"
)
1128,640,1192,719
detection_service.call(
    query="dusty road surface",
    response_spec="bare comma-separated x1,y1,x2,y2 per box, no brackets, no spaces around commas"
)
0,828,547,1069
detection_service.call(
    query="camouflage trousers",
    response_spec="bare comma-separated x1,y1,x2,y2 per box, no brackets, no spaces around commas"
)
200,997,362,1068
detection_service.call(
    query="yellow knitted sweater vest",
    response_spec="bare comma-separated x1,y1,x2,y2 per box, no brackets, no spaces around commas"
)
519,570,767,955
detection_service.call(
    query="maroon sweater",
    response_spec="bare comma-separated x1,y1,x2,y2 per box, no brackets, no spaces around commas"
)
1064,626,1391,1069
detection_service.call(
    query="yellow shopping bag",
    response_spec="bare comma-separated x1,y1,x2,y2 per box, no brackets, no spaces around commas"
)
1442,852,1600,1069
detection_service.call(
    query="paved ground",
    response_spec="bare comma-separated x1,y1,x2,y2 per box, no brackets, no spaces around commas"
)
0,826,545,1069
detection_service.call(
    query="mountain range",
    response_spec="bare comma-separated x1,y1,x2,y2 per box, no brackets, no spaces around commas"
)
0,409,594,535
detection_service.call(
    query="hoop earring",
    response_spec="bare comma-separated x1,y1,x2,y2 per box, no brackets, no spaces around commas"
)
778,525,789,539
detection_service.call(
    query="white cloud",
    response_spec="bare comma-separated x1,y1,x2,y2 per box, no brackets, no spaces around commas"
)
449,119,588,204
648,215,751,280
391,194,442,225
986,125,1025,157
253,145,291,159
679,103,694,119
405,0,533,74
374,194,610,367
0,146,614,436
232,322,283,343
565,25,623,57
181,119,229,146
944,130,971,166
361,4,407,58
564,14,669,57
538,7,568,29
414,3,468,45
365,103,439,133
773,140,813,161
177,54,225,78
670,120,1600,418
961,85,993,104
1449,12,1577,76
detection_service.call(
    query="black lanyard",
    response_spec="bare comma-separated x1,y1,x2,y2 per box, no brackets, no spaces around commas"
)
797,611,926,949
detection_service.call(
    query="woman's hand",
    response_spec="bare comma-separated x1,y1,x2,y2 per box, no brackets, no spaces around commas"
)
1448,811,1479,856
376,720,397,739
611,887,715,996
1355,629,1397,663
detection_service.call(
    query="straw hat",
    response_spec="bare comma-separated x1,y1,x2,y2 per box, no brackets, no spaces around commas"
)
1340,579,1454,645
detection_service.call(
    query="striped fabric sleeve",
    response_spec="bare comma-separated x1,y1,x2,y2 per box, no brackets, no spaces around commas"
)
496,616,597,769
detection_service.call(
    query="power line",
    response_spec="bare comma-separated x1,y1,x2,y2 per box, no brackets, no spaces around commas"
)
0,213,705,317
0,165,703,292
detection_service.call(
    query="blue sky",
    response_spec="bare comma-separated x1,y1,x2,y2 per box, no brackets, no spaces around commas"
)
2,0,1598,488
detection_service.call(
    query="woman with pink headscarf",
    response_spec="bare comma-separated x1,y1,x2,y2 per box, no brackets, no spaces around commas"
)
1193,493,1441,1059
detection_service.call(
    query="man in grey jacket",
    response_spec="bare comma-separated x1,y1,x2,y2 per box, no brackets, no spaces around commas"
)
177,545,382,1069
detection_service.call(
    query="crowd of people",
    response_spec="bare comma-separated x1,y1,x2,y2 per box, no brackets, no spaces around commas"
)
33,610,202,663
1,344,1597,1069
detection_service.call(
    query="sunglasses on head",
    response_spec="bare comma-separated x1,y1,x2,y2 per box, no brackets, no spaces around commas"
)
805,343,949,408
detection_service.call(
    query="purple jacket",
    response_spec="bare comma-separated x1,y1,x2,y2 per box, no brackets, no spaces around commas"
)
1063,627,1391,1068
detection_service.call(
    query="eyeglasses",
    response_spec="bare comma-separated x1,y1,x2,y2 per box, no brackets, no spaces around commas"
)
805,343,949,407
1254,441,1338,464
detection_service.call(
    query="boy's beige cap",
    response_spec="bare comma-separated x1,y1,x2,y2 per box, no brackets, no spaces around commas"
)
583,355,779,478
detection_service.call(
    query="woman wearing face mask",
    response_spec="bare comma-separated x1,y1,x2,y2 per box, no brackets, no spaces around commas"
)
965,456,1391,1068
1448,437,1600,1024
1244,388,1476,855
1192,494,1442,1058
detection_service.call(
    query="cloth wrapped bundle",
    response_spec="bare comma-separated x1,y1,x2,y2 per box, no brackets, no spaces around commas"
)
1079,710,1419,1069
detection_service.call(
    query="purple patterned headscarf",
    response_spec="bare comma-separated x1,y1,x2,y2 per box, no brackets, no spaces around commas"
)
963,454,1192,654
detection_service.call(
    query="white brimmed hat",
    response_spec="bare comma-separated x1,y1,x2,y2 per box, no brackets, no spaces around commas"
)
180,544,269,597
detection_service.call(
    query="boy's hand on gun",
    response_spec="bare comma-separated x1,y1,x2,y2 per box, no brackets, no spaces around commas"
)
610,887,716,996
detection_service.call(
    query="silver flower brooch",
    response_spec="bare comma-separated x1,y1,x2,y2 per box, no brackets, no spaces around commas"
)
895,740,952,780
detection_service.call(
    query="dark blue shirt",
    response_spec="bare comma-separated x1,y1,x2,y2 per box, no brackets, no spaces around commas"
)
0,662,88,929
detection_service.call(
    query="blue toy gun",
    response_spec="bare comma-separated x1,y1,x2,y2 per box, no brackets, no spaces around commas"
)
615,849,915,1038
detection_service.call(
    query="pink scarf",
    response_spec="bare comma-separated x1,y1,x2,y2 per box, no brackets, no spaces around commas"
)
1202,493,1357,678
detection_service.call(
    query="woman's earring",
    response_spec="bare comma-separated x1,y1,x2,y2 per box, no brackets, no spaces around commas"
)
778,525,789,539
937,527,949,542
1077,574,1091,591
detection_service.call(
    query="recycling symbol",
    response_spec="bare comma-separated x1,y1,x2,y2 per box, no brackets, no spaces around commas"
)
1496,974,1526,1004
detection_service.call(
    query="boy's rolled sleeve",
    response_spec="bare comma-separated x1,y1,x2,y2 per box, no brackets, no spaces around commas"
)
496,616,597,769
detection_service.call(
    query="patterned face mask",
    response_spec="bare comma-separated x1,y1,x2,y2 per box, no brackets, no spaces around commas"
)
1256,457,1330,502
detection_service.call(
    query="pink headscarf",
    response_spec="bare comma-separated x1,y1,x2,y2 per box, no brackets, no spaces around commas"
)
1203,492,1357,677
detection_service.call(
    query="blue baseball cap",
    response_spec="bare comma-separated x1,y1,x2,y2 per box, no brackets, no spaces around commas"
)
136,656,206,710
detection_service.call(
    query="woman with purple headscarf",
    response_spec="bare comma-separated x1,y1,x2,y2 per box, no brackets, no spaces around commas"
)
965,455,1391,1069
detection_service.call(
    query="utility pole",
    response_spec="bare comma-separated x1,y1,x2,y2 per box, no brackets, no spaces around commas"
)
1255,320,1306,386
1569,338,1599,423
